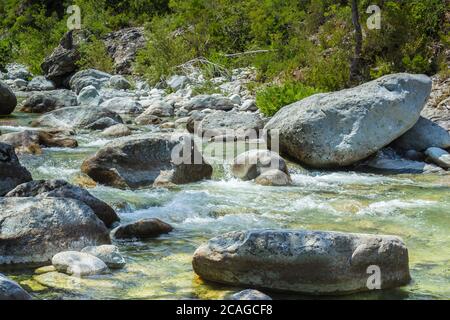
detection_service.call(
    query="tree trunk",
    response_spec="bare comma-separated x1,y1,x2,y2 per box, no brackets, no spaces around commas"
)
350,0,363,83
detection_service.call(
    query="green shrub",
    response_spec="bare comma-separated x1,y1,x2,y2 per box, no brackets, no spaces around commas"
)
256,82,321,117
76,36,114,73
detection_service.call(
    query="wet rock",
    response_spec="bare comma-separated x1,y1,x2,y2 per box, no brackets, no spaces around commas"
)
199,110,264,137
31,106,123,130
0,80,17,115
52,251,109,276
393,117,450,151
69,69,112,94
109,75,131,90
100,97,142,114
193,230,411,295
81,245,126,269
265,74,432,168
0,130,78,154
112,218,173,240
84,117,121,130
20,90,78,113
184,94,235,111
425,147,450,169
230,289,272,301
100,123,131,137
27,76,55,91
103,27,146,74
255,169,292,186
232,150,289,181
77,85,103,106
6,179,119,228
0,197,110,265
81,133,213,188
0,274,33,300
0,143,32,196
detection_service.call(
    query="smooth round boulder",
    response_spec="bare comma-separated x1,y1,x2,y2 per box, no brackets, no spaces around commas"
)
254,169,292,186
265,73,432,168
100,97,142,114
100,123,131,137
52,251,109,276
77,85,103,106
20,90,78,113
425,147,450,169
81,245,126,269
0,274,32,300
231,150,289,181
27,76,55,91
112,218,173,240
230,289,272,301
0,142,32,196
109,75,131,90
0,197,111,265
193,230,411,295
0,80,17,115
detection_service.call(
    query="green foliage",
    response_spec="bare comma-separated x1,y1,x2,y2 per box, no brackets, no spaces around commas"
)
256,82,321,117
76,36,114,73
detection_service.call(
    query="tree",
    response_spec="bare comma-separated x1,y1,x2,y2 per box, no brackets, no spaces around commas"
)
350,0,363,83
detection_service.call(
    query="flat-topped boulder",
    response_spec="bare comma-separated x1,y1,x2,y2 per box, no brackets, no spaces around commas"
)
265,74,432,168
81,133,213,189
0,197,110,265
193,230,411,295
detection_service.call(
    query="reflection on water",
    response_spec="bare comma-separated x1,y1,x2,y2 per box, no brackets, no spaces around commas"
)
1,113,449,300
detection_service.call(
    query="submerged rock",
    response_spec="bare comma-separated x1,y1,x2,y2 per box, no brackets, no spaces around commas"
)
6,179,119,228
81,245,126,269
254,169,292,186
265,73,432,168
52,251,109,276
0,274,33,300
81,133,213,189
112,218,173,240
0,80,17,115
20,90,78,113
0,143,32,196
0,197,110,265
193,230,411,295
230,289,272,301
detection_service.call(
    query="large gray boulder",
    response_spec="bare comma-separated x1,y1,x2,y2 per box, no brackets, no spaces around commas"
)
52,251,109,276
0,274,32,300
5,63,32,80
27,76,55,91
111,218,173,240
69,69,112,94
231,150,289,181
199,110,264,137
265,74,432,168
20,90,78,113
193,230,411,295
109,75,131,90
81,133,213,189
31,106,123,130
100,97,142,114
0,143,32,196
0,197,110,265
6,179,119,228
77,85,103,106
393,117,450,151
136,100,174,119
0,80,17,115
425,147,450,169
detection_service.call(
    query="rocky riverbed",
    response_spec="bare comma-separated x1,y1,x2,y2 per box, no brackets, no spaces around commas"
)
0,59,449,300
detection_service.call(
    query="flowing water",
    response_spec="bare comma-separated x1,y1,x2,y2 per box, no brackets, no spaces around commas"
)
1,111,449,300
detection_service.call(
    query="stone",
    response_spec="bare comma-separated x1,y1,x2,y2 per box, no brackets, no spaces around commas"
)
109,75,131,90
184,94,235,111
20,90,78,113
255,169,292,186
199,110,264,137
393,117,450,151
69,69,112,94
230,289,272,301
6,179,119,228
192,230,411,295
31,106,123,130
425,147,450,169
0,143,32,196
84,117,121,130
229,94,241,105
81,133,213,189
0,80,17,115
77,85,103,106
231,150,289,181
136,101,174,118
112,218,173,240
100,97,142,114
0,274,32,300
52,251,109,276
27,76,55,91
0,197,110,265
103,27,146,74
167,75,190,91
5,63,32,80
239,99,258,112
81,245,126,269
135,114,163,126
100,124,131,137
13,79,28,90
265,74,432,168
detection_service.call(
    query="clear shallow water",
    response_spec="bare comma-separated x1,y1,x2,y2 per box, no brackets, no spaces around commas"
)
1,112,449,300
